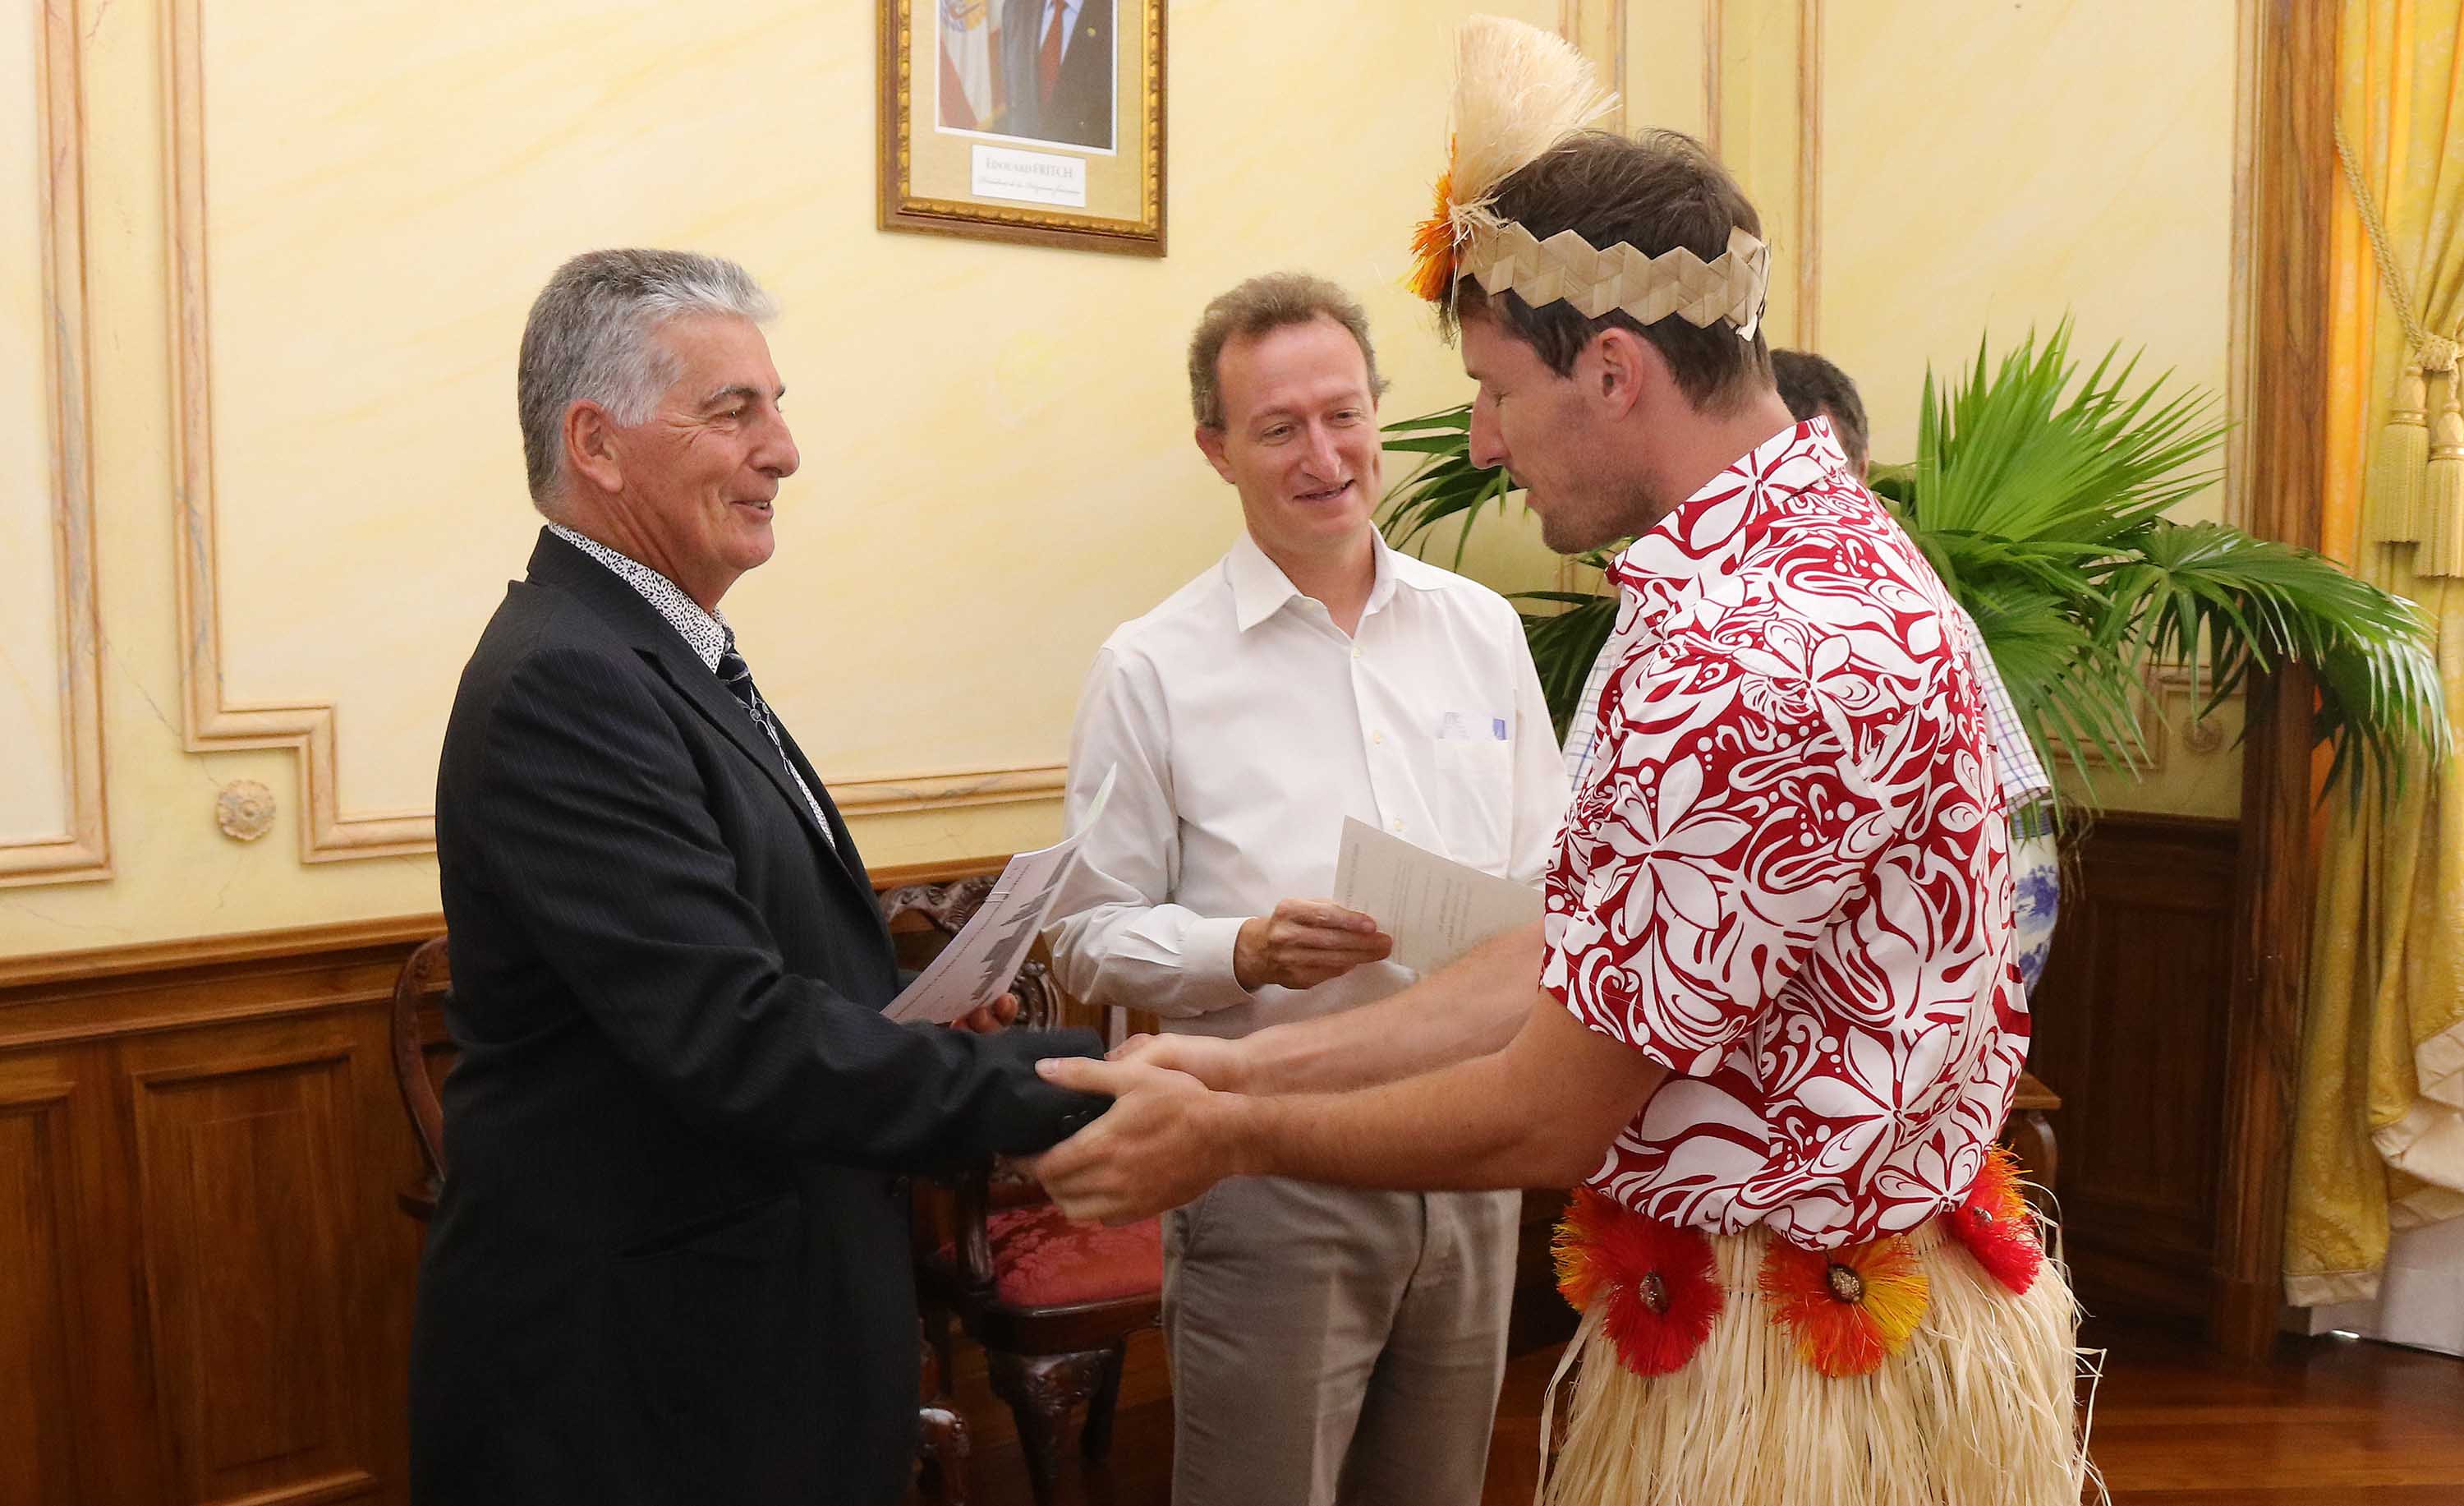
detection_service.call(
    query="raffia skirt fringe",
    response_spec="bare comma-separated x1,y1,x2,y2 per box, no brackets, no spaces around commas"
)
1539,1217,2103,1506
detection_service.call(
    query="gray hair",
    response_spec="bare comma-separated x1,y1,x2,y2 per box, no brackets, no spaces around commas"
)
517,249,778,509
1186,272,1389,429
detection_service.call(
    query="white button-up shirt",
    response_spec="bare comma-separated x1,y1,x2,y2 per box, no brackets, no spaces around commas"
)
1046,530,1570,1039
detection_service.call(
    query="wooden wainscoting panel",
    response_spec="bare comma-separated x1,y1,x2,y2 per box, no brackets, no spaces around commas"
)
123,1014,400,1506
2029,814,2241,1323
4,869,1119,1504
0,1041,171,1505
0,1071,83,1505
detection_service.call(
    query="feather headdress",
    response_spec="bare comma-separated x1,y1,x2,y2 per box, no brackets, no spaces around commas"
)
1409,16,1772,341
1408,16,1616,304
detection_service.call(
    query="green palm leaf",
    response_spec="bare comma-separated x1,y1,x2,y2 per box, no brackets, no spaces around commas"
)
1380,404,1515,568
2111,521,2449,794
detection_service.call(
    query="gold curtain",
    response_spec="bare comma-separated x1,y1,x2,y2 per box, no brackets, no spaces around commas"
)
2285,0,2464,1308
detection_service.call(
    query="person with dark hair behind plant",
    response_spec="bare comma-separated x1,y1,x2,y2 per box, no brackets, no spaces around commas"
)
1773,347,2063,992
1030,19,2090,1506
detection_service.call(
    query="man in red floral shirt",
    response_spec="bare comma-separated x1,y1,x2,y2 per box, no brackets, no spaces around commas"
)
1033,39,2089,1503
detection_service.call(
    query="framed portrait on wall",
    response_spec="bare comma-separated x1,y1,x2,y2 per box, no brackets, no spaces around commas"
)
879,0,1166,256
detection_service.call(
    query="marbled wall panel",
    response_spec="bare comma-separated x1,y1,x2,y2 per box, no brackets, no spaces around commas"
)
1,12,67,845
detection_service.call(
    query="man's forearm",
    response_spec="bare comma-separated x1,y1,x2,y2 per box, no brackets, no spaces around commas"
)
1029,995,1664,1224
1218,994,1653,1192
1225,1038,1576,1191
1234,920,1542,1094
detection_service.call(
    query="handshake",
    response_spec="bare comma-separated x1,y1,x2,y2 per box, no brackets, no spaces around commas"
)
1023,896,1395,1226
1014,905,1590,1229
1025,1029,1255,1226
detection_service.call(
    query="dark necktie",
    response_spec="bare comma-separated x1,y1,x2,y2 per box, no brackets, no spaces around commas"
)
1039,1,1064,107
716,631,837,851
716,632,775,739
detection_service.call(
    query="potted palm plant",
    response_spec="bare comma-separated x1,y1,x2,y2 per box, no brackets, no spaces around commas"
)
1380,323,2450,804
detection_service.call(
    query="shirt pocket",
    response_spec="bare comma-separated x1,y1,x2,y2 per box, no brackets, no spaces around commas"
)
1430,732,1516,873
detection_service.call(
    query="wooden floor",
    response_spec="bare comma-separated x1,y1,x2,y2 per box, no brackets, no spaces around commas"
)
931,1317,2464,1505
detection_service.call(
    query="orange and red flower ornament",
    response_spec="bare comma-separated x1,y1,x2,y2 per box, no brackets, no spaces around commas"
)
1758,1233,1931,1379
1554,1189,1723,1377
1945,1144,2043,1295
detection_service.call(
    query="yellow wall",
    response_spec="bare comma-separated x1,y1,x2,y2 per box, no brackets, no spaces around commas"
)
0,0,1565,956
1811,0,2250,815
1461,0,2253,816
0,0,2255,959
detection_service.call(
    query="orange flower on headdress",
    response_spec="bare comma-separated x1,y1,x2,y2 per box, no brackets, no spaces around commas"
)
1554,1189,1723,1377
1759,1234,1929,1378
1407,151,1460,305
1945,1144,2043,1295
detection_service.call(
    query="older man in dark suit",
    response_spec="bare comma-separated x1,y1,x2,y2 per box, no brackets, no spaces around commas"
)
409,248,1106,1506
1000,0,1112,150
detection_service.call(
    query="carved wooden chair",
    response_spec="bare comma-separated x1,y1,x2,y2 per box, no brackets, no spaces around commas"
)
384,935,973,1504
880,879,1165,1506
388,937,450,1223
2007,1070,2062,1218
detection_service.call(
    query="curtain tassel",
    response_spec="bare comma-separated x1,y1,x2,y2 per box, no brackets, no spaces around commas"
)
2421,367,2464,577
2372,362,2430,543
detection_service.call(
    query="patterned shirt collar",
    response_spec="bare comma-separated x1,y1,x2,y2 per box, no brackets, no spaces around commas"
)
549,523,731,671
1605,417,1850,611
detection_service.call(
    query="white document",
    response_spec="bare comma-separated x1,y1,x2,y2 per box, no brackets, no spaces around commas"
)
885,767,1117,1025
1331,816,1543,974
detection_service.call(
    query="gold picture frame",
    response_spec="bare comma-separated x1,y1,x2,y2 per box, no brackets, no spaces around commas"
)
879,0,1166,256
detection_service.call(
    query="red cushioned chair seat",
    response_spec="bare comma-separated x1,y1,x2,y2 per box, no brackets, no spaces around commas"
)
954,1201,1162,1308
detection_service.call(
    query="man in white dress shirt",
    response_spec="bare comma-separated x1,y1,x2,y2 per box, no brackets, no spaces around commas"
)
1044,273,1569,1506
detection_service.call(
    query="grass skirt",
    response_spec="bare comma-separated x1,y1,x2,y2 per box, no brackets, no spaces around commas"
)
1540,1216,2101,1506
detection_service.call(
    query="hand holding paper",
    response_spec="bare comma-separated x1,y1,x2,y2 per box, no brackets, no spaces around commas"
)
1232,897,1393,990
885,767,1117,1025
1331,817,1542,974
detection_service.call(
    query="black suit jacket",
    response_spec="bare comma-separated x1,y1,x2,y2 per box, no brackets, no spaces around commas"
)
1000,0,1112,150
410,530,1105,1506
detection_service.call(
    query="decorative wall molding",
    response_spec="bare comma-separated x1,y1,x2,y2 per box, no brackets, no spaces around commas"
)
1703,0,1725,159
1702,1,1818,348
0,857,1018,1000
1794,0,1821,350
162,0,433,864
0,914,447,994
2220,0,2263,534
2,0,110,889
159,0,1067,865
1558,0,1628,132
2057,664,2244,777
831,763,1067,816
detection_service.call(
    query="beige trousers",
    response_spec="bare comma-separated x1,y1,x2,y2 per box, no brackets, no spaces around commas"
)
1162,1177,1519,1506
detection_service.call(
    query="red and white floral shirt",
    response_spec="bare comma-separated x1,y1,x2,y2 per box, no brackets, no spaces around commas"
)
1542,419,2028,1251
